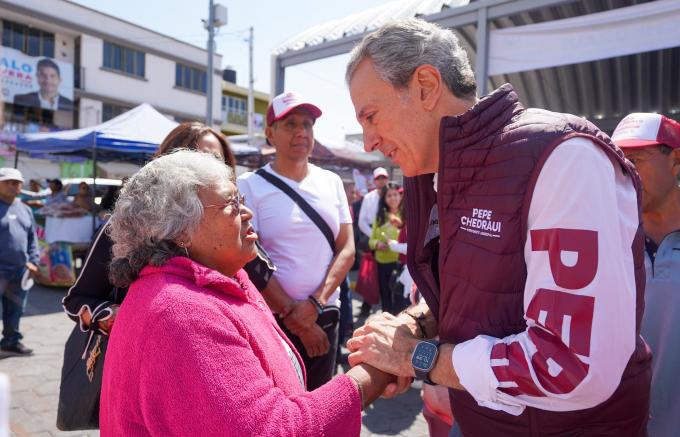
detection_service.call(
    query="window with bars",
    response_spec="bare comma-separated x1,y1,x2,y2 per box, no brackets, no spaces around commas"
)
175,63,207,94
103,41,145,78
2,20,55,57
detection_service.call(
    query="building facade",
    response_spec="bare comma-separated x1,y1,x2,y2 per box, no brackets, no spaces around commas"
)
221,73,269,137
0,0,224,176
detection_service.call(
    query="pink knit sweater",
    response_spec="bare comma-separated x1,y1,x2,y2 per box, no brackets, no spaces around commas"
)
100,257,361,436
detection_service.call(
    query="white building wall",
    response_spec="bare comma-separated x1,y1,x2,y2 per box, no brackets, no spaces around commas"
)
1,0,223,127
78,35,221,123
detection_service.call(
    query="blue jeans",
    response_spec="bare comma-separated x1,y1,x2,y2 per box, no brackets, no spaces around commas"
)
0,270,29,346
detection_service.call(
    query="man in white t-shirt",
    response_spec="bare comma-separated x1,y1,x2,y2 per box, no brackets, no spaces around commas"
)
238,92,355,390
357,167,389,239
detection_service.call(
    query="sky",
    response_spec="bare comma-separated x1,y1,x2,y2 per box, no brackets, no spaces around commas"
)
70,0,396,144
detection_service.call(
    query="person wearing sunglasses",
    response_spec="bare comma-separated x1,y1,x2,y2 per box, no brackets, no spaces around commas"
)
100,150,393,435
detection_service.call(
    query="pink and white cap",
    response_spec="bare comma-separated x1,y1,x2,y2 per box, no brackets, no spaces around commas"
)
611,113,680,150
266,92,322,126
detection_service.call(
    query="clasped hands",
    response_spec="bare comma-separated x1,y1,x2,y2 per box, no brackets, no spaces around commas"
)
346,312,421,398
281,299,329,358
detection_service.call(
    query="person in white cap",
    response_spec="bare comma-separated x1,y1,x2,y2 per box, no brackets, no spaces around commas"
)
0,168,39,356
357,167,389,242
238,92,356,390
612,112,680,437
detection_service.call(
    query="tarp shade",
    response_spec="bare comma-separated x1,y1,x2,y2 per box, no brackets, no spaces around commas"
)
488,0,680,76
16,103,178,159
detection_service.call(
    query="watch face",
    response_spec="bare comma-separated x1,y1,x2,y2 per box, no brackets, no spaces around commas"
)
412,341,438,372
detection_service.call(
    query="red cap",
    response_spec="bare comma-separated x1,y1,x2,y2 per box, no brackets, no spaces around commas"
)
266,92,322,126
612,113,680,150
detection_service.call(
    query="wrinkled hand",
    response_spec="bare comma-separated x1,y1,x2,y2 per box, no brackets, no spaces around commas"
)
98,304,119,334
283,300,318,336
297,324,330,358
347,312,418,378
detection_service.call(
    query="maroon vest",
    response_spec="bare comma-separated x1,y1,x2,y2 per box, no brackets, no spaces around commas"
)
405,85,651,435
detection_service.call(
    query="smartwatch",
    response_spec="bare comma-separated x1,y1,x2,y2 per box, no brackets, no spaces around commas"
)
411,339,440,385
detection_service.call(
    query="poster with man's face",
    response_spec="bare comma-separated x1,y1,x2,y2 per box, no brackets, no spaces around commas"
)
0,46,74,112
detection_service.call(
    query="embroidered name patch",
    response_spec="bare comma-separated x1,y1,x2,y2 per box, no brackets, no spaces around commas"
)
460,208,502,238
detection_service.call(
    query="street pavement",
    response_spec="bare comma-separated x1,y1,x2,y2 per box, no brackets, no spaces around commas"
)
1,284,429,437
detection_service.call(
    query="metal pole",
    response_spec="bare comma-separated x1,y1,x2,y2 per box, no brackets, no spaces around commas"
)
91,130,97,237
247,26,255,144
206,0,215,126
13,150,19,168
475,6,490,96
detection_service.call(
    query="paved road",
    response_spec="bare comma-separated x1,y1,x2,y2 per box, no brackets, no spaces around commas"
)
1,285,428,437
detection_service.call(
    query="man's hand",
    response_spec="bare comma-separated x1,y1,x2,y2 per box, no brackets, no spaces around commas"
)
347,312,419,378
297,324,330,358
283,299,318,336
98,304,119,334
25,262,39,278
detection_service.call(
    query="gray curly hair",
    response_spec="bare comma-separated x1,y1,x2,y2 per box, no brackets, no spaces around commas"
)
108,149,234,287
346,18,476,99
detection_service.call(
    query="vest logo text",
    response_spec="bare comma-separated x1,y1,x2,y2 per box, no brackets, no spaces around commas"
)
460,208,502,238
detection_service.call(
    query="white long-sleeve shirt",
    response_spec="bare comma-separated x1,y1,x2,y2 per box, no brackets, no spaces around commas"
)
451,137,638,415
357,189,380,238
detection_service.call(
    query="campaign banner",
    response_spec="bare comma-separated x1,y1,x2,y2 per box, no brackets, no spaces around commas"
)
0,46,74,112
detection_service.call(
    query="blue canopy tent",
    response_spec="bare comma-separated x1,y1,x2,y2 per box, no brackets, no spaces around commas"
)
16,103,179,234
16,103,178,162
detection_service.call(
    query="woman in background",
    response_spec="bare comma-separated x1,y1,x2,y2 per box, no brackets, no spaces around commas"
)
368,182,403,314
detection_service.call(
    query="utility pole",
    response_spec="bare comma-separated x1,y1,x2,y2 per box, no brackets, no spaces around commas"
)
205,2,227,126
206,0,215,126
247,26,254,144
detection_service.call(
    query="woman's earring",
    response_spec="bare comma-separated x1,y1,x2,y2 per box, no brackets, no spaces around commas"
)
178,242,190,258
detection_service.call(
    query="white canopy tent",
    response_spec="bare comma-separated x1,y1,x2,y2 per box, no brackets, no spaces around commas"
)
488,0,680,75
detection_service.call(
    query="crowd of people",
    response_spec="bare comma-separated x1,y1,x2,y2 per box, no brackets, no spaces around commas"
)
0,16,678,437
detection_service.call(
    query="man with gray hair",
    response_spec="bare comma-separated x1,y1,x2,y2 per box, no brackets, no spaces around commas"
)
345,18,651,435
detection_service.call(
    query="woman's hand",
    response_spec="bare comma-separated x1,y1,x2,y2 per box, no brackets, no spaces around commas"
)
375,241,389,251
297,324,330,357
389,214,403,229
98,304,120,334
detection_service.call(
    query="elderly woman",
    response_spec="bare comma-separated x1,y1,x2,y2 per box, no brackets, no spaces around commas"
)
63,123,326,362
100,150,393,436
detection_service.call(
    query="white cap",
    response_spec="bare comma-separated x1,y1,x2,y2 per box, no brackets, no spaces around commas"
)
0,168,24,183
373,167,388,179
266,92,322,126
612,113,680,150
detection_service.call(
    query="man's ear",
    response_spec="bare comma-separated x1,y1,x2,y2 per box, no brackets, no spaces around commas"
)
409,64,442,111
265,125,275,146
670,148,680,178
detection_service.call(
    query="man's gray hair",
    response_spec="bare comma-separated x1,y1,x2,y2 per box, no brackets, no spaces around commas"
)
108,150,234,287
346,18,476,99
